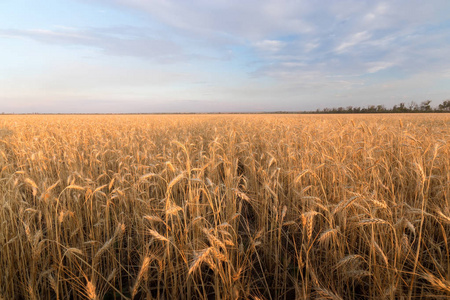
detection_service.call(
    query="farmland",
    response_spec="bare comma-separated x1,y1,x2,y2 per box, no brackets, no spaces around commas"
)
0,114,449,299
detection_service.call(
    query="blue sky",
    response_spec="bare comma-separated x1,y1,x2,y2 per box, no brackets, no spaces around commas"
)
1,0,450,113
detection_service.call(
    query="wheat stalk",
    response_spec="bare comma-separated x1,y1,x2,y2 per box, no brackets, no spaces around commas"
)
189,247,212,275
131,256,152,298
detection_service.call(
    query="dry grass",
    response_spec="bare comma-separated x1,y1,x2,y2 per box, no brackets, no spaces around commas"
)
0,113,449,299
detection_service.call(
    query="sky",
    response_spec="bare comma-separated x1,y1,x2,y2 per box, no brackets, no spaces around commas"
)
1,0,450,113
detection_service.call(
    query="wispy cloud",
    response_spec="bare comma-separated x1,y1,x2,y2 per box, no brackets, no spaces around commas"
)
366,61,396,73
93,0,315,39
0,26,186,62
335,31,372,53
254,40,285,53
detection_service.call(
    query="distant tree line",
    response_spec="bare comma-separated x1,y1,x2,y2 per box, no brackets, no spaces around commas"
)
314,99,450,113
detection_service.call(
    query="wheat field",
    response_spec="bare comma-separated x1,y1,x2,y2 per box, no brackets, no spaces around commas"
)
0,114,449,299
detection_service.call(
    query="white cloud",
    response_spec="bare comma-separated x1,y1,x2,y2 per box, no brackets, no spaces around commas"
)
254,39,285,52
89,0,316,40
280,62,306,68
0,27,190,63
335,31,372,53
366,61,395,73
363,2,389,22
304,42,319,52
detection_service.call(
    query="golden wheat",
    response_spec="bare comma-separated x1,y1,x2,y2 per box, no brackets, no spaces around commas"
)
0,113,449,299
